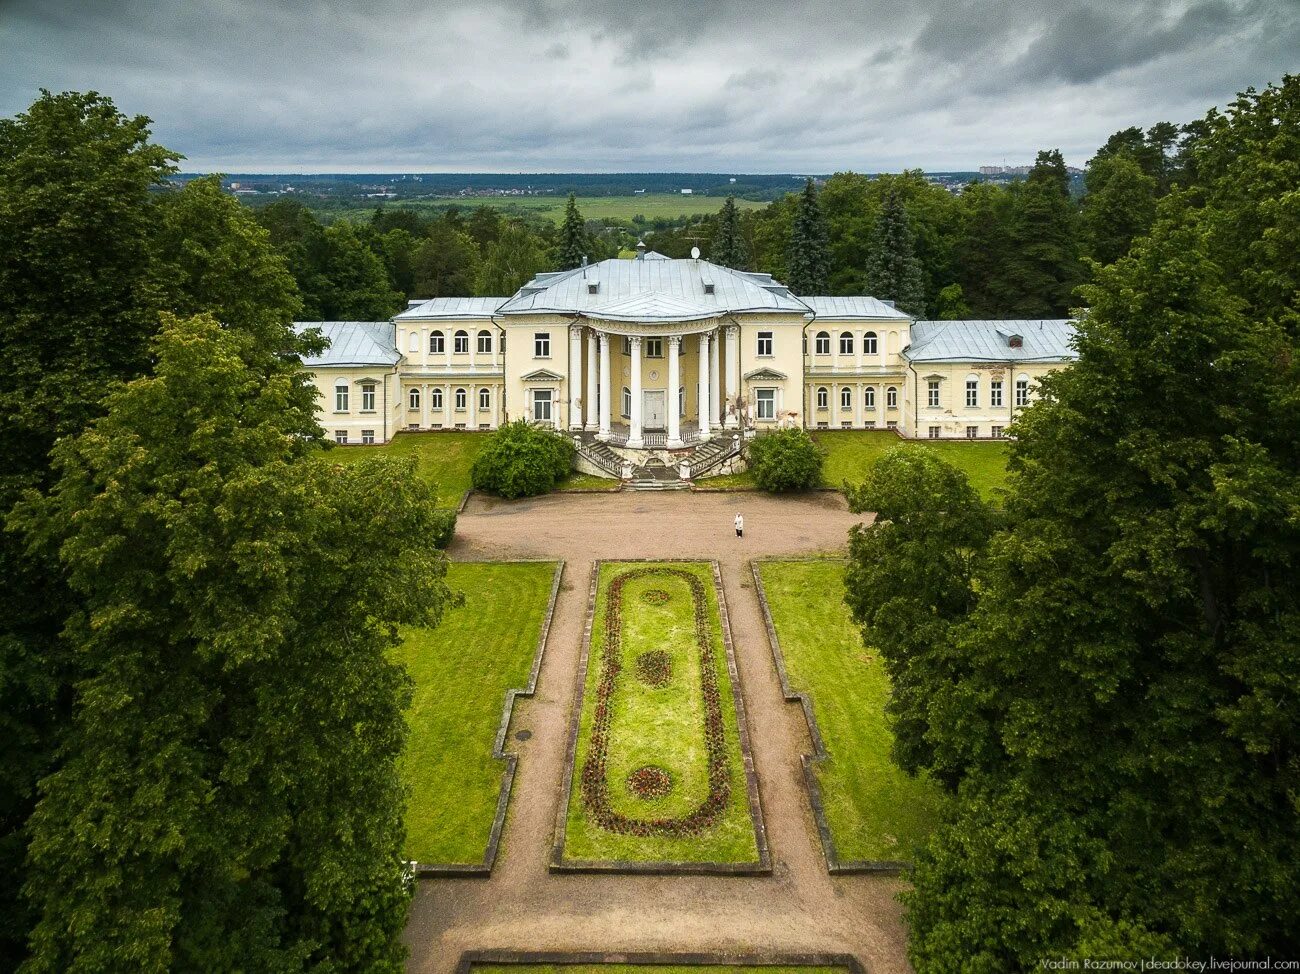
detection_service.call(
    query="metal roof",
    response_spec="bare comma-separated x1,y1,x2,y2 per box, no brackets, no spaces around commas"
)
394,296,507,321
496,257,811,321
905,319,1077,363
801,296,913,322
293,321,401,367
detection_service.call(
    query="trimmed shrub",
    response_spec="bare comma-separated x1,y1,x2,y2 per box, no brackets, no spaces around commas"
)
429,509,457,549
746,428,824,491
470,420,574,499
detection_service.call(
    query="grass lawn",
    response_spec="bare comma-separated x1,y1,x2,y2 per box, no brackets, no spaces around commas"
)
557,472,618,491
562,561,760,865
325,430,486,506
700,430,1011,501
473,967,845,974
328,194,766,226
398,561,557,865
757,559,947,863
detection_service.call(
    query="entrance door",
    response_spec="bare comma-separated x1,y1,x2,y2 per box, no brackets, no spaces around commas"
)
643,390,666,430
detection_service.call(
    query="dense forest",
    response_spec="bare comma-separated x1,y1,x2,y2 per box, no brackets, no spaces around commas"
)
250,125,1193,322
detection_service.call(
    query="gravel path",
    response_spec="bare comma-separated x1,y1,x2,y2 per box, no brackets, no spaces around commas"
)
404,491,911,973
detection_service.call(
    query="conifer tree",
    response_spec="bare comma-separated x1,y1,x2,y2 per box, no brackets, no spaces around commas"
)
558,192,587,270
863,187,927,316
785,178,830,295
711,196,748,269
1005,149,1082,317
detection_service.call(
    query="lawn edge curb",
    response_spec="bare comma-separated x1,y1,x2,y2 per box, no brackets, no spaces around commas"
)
750,558,911,876
455,949,866,974
550,558,772,876
414,559,565,878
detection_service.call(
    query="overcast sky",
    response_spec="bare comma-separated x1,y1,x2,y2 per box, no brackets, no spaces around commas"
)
1,0,1296,173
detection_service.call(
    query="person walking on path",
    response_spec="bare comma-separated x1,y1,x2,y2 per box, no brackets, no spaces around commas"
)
734,512,744,538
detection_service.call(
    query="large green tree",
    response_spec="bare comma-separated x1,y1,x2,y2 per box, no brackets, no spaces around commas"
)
1080,153,1158,266
411,222,480,299
557,193,588,270
785,178,830,295
476,222,546,297
0,91,178,967
1004,149,1083,317
862,187,927,316
846,79,1300,968
13,313,453,972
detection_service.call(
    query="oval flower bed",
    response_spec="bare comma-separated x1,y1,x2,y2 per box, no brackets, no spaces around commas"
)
627,765,674,800
634,650,672,687
580,566,731,838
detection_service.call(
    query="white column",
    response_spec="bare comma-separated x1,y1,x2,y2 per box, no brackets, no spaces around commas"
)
627,336,644,448
585,330,599,431
667,335,683,448
421,383,429,428
568,325,583,430
697,332,712,441
445,338,452,369
490,385,499,428
876,385,886,428
444,383,453,428
724,325,739,428
597,332,612,440
855,383,863,428
709,327,721,426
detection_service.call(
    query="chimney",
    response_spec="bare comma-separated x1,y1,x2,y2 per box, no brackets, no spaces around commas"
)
635,239,646,260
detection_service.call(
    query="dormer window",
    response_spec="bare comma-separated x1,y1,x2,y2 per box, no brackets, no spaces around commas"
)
704,283,715,294
1009,335,1023,348
587,281,599,294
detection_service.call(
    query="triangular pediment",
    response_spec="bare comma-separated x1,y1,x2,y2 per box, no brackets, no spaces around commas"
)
521,368,565,382
744,366,788,381
582,292,719,323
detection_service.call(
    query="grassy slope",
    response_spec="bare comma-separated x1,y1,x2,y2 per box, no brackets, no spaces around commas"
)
757,559,947,863
703,430,1010,501
326,430,486,506
399,561,556,864
564,561,759,863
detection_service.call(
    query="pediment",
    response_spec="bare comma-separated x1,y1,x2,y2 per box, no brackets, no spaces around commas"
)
521,368,565,382
744,366,788,381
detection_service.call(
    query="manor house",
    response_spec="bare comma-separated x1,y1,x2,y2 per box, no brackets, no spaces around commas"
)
295,246,1076,451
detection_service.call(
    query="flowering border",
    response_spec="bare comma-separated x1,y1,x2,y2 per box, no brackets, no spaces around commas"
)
551,560,770,875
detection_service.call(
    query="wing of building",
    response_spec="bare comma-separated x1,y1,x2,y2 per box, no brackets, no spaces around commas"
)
294,253,1076,446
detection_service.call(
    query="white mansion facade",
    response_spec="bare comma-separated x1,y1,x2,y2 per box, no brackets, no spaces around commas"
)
296,248,1076,447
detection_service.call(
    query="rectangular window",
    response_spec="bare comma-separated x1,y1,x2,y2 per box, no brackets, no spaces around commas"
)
533,389,553,423
407,332,418,353
967,425,979,439
966,378,978,407
622,336,632,356
756,331,773,357
335,386,349,412
334,430,348,444
991,426,1005,438
755,388,775,420
927,379,940,407
361,384,376,412
886,387,898,408
645,337,663,358
990,380,1003,407
865,420,876,429
886,420,898,429
1015,378,1030,407
534,333,550,357
929,425,941,438
362,429,375,445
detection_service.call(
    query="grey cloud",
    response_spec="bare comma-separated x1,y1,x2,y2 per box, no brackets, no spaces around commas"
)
0,0,1295,172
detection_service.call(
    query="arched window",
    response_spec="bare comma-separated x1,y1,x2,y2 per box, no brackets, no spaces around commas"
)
477,330,492,354
840,386,852,409
478,387,490,410
886,385,898,408
455,387,467,410
334,380,349,412
816,386,829,409
430,388,444,410
814,331,831,355
408,387,420,410
839,332,854,354
430,330,445,354
622,387,632,418
454,330,469,354
863,331,878,354
1015,374,1031,407
407,331,418,353
864,386,875,408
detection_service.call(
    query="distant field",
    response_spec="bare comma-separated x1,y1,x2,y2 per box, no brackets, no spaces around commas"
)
324,194,768,225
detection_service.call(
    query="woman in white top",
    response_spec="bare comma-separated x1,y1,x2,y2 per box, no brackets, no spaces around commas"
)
734,513,744,538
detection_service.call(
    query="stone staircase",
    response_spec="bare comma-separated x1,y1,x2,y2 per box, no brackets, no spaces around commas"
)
686,436,739,479
625,457,691,491
576,438,623,477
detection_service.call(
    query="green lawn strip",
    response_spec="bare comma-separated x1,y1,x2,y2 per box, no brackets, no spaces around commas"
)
398,560,557,864
472,966,845,974
563,561,759,864
698,430,1009,500
325,430,486,506
324,194,767,225
757,559,948,863
557,472,619,491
